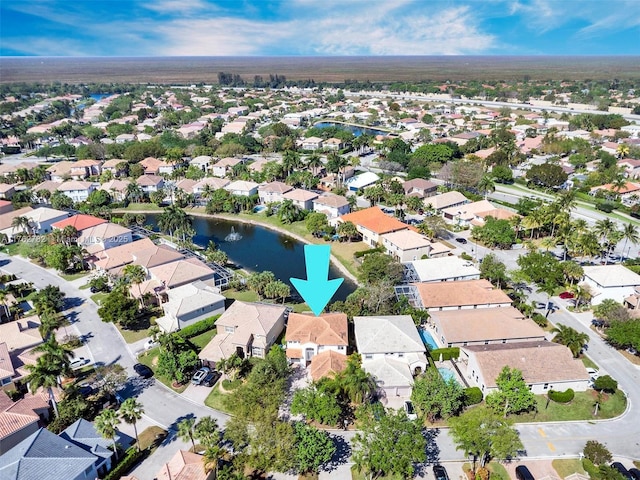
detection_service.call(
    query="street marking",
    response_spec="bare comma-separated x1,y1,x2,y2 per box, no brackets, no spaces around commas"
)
547,442,556,452
538,428,546,437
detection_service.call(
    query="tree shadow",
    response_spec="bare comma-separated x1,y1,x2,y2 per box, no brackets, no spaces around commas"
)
64,296,85,309
413,428,441,477
162,412,197,446
322,434,351,473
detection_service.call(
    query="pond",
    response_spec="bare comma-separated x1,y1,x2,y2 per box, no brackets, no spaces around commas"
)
145,214,357,302
314,121,390,137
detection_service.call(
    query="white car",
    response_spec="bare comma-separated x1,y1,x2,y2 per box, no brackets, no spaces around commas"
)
144,339,159,350
70,357,89,370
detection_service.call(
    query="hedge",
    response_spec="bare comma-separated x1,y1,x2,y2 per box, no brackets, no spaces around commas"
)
104,447,144,480
354,246,384,258
548,388,575,403
463,387,483,406
176,314,221,339
429,347,460,361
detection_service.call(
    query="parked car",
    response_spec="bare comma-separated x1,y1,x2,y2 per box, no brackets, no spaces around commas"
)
191,366,211,385
515,465,535,480
559,291,575,299
433,465,449,480
133,363,153,379
78,384,94,398
70,357,89,370
144,338,159,350
611,462,632,479
404,400,417,420
202,371,221,387
628,468,640,480
455,237,467,244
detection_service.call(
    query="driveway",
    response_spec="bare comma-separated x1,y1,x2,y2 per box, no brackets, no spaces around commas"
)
181,381,215,405
504,459,561,480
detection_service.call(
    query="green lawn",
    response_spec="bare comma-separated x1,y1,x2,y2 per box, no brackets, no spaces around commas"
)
137,426,168,451
137,347,189,393
90,292,109,305
78,283,90,290
514,390,626,422
190,329,217,351
224,289,259,302
351,466,403,480
117,323,151,344
581,356,599,370
553,458,587,478
0,243,21,256
463,462,509,480
204,382,234,413
59,271,88,282
119,203,163,211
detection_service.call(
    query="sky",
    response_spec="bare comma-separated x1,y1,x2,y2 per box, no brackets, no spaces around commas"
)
1,0,639,57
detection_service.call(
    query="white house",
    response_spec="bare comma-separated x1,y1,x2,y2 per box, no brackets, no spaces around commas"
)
301,137,324,150
224,180,259,197
258,181,293,204
285,312,348,366
381,229,438,262
157,281,226,333
56,180,97,203
312,193,350,219
345,171,380,192
459,341,590,395
78,223,133,254
136,174,164,194
23,207,69,236
282,188,318,210
400,256,481,283
212,157,243,178
190,155,213,172
582,265,640,306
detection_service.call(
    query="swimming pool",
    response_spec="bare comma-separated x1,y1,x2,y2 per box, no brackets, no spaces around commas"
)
438,367,458,383
253,205,266,213
419,329,438,350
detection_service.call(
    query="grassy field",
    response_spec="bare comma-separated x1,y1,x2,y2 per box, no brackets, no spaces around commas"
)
514,390,626,422
552,458,587,478
204,383,233,414
90,292,109,305
224,289,259,302
0,244,22,256
116,323,151,344
581,356,599,370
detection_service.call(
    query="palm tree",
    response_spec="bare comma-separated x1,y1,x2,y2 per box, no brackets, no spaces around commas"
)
122,264,147,304
126,183,144,203
306,152,323,176
338,354,376,404
418,215,447,240
561,260,584,286
477,175,495,200
621,223,640,259
177,417,197,450
32,336,73,371
11,216,32,237
24,357,64,417
120,398,144,451
194,416,220,448
282,150,302,176
551,324,589,358
38,309,63,340
617,143,630,159
326,152,349,186
203,444,229,476
95,409,121,461
277,199,302,224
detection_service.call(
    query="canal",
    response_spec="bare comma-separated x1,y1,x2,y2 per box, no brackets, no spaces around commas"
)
313,121,390,137
145,214,357,302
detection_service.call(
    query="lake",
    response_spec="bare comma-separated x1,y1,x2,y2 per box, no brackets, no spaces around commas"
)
314,121,389,137
145,214,357,302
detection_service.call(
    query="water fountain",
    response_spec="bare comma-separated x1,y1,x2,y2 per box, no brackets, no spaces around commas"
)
225,226,242,242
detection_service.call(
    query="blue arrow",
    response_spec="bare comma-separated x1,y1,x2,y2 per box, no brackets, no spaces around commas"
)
290,245,344,316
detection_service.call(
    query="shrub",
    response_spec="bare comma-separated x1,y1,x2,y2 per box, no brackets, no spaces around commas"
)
429,347,460,361
175,315,221,339
595,201,615,213
461,252,473,261
354,246,384,258
593,375,618,393
583,440,612,465
104,447,145,480
582,458,599,478
463,387,483,406
548,388,575,403
531,312,548,327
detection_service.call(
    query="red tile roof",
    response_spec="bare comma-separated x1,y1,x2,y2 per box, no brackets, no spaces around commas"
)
52,214,107,231
339,206,409,235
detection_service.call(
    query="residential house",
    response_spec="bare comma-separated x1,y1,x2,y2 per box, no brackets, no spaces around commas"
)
0,428,100,480
308,350,349,382
345,172,380,192
23,207,69,235
402,179,438,198
156,450,213,480
190,155,213,172
0,391,52,455
224,180,259,197
301,137,324,150
32,181,62,202
159,160,182,176
139,157,164,175
381,229,447,262
617,158,640,179
408,279,512,312
0,200,13,215
60,419,132,477
199,301,288,363
0,342,15,388
0,206,34,243
590,182,640,204
399,257,481,284
323,138,344,151
135,258,216,301
99,179,130,201
157,280,226,333
424,191,469,212
136,174,165,194
69,160,102,179
193,177,230,200
258,181,293,204
115,133,136,144
100,159,127,177
285,312,348,369
354,315,427,404
91,238,156,274
46,161,74,182
429,306,545,348
212,157,243,178
78,223,132,255
56,180,97,203
441,200,518,227
459,341,589,395
312,192,350,219
282,188,318,210
335,206,410,247
582,265,640,305
0,184,16,200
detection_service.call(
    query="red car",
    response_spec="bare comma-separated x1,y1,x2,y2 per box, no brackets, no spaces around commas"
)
559,291,575,299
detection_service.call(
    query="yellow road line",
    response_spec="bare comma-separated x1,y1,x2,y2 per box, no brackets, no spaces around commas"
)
538,428,546,437
547,442,556,452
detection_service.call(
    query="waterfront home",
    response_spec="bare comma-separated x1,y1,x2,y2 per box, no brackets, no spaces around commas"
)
323,138,344,151
354,315,427,405
91,237,156,274
56,180,97,203
258,181,293,204
78,223,133,255
99,179,130,201
459,341,589,395
224,180,259,197
312,192,350,219
140,258,216,297
406,279,511,312
582,265,640,306
157,281,226,333
402,178,438,198
282,188,318,210
400,257,481,284
199,301,288,364
212,157,243,178
345,172,380,192
335,206,410,247
285,312,348,368
136,174,164,194
430,306,545,348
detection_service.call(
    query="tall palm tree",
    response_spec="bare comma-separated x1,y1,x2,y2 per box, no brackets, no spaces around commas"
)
617,144,630,159
120,398,144,451
11,216,32,237
338,354,376,404
32,336,73,371
95,409,120,461
561,260,584,286
126,183,144,203
194,416,220,448
326,152,349,186
122,264,147,304
477,175,495,200
24,357,64,417
282,150,302,176
621,223,640,259
203,444,229,476
177,417,197,450
306,152,323,176
551,324,589,358
38,309,63,340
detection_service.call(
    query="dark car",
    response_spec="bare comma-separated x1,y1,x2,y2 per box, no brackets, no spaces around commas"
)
628,468,640,480
78,384,94,398
433,465,449,480
202,371,221,387
133,363,153,379
455,237,467,244
559,291,575,299
515,465,535,480
611,463,632,479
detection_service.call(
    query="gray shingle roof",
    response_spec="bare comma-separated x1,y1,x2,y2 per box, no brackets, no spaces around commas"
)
60,418,125,459
0,428,96,480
